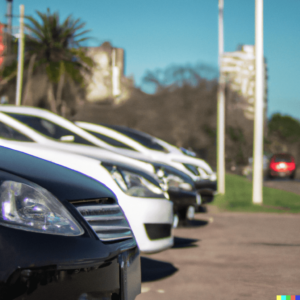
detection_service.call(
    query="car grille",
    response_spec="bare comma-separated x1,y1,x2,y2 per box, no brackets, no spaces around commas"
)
72,200,133,242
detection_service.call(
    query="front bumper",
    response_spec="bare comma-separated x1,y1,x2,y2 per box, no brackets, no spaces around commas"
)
0,225,141,300
168,190,197,212
118,197,174,253
195,179,217,204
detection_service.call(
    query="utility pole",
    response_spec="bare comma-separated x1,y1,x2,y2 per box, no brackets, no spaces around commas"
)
15,5,25,106
217,0,225,194
252,0,264,204
6,0,13,55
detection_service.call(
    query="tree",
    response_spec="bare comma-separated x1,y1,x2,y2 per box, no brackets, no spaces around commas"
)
23,8,93,113
268,113,300,143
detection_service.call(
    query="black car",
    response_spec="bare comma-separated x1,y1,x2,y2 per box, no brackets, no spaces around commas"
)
0,146,141,300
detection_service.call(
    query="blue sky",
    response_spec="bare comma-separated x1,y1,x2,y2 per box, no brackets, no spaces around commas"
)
1,0,299,119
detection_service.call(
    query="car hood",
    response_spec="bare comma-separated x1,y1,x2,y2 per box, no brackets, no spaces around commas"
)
0,146,115,202
0,140,165,202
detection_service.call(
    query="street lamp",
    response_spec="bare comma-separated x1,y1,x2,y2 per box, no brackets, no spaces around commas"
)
217,0,225,195
252,0,264,204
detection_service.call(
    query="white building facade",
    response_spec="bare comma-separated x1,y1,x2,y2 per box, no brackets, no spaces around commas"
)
221,45,268,120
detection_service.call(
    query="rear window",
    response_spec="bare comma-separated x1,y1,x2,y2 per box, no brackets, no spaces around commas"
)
273,155,293,163
6,113,94,146
103,125,168,152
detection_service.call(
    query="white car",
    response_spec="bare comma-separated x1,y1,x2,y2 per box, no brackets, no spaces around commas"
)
76,122,216,182
0,106,202,214
0,106,213,181
0,109,155,174
0,140,174,253
76,122,217,195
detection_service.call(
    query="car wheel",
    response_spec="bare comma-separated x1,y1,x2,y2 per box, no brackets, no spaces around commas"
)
173,214,179,228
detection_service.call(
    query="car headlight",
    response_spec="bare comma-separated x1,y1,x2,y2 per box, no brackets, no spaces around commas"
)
165,174,193,191
104,164,168,199
0,181,84,236
155,168,193,192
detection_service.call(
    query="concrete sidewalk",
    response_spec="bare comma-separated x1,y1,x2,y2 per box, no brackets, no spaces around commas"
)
137,209,300,300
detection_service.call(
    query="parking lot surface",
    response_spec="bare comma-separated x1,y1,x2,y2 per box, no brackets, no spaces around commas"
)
137,207,300,300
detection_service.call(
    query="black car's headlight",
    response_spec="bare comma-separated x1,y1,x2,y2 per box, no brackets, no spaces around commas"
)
0,180,84,236
155,168,193,192
103,164,168,199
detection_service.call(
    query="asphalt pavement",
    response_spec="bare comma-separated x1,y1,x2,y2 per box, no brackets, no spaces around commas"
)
137,206,300,300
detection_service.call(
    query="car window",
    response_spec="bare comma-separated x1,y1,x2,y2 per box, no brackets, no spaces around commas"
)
86,130,137,151
0,121,34,142
273,155,293,163
6,113,95,146
103,125,168,152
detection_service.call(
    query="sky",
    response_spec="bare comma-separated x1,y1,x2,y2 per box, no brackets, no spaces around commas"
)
1,0,299,119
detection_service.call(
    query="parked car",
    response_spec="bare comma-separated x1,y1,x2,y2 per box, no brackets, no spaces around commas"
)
0,146,141,300
0,140,174,253
76,122,217,202
0,107,199,225
268,153,296,179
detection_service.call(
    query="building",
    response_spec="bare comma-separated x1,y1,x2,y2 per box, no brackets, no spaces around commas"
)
85,42,134,104
221,45,268,120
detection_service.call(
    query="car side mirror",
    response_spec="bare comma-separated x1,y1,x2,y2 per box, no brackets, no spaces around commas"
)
60,135,75,142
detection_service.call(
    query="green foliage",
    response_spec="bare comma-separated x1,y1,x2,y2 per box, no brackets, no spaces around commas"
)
268,113,300,143
24,8,92,84
213,174,300,213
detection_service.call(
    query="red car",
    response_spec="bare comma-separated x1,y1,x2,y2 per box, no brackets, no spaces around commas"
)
269,153,296,179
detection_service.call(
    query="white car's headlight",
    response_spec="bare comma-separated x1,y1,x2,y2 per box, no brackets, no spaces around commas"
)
0,181,84,236
165,174,193,191
155,167,194,192
105,165,168,199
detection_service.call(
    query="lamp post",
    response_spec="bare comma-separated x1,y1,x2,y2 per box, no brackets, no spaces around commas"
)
6,0,13,55
217,0,225,194
252,0,264,204
15,4,25,106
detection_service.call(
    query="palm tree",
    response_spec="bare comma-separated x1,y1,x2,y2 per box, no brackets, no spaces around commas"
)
23,9,93,113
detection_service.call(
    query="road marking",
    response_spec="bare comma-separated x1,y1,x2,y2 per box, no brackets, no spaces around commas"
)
157,289,165,293
141,287,150,293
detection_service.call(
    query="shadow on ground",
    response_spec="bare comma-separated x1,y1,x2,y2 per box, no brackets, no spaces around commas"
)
141,257,178,282
179,219,209,228
172,236,200,249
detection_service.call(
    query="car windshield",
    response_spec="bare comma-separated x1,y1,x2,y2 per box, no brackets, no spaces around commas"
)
273,155,293,163
6,113,94,146
85,130,136,151
103,124,168,152
0,121,34,142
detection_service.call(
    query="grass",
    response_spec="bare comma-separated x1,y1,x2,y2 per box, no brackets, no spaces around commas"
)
213,173,300,213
